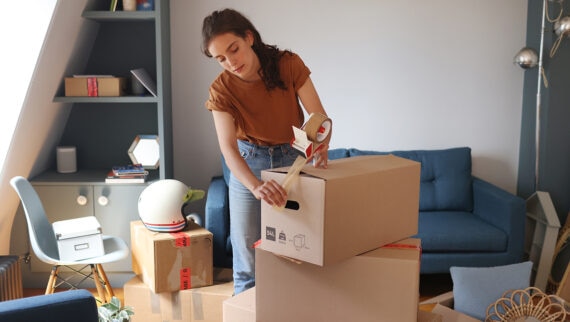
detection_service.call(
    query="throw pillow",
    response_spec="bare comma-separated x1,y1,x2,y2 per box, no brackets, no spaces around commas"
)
450,261,533,320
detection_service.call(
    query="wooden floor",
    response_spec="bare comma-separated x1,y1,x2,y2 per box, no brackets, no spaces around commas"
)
23,273,453,303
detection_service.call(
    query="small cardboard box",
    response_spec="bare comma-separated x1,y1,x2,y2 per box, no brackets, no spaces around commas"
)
64,77,126,96
418,309,443,322
260,154,420,266
420,292,482,322
223,287,256,322
131,220,213,293
256,238,421,322
431,304,481,322
52,216,104,261
124,276,233,322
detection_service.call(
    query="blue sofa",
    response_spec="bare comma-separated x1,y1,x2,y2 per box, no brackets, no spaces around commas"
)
205,147,526,273
0,289,98,322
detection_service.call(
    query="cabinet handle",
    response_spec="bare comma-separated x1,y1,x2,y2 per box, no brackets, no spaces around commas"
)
98,196,109,206
76,195,88,206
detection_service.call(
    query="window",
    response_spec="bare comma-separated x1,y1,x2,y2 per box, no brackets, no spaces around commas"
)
0,1,56,170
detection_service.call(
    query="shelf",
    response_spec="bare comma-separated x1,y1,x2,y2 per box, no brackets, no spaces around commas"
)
32,169,158,185
82,10,155,22
53,96,158,104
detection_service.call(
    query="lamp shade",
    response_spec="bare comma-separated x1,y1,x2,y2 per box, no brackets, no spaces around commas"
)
514,47,538,69
554,16,570,37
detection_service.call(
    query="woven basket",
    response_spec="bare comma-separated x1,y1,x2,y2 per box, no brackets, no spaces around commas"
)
486,287,568,321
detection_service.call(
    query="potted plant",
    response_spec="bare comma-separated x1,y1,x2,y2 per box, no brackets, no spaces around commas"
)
98,297,134,322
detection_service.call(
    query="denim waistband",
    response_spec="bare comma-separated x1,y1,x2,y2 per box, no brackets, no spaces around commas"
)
237,140,292,154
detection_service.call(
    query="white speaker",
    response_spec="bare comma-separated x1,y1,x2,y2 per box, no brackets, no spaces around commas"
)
56,146,77,173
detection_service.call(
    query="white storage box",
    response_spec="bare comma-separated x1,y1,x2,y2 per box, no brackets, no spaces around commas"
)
52,216,104,261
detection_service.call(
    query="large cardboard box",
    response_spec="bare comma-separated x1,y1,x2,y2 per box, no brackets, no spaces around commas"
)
223,287,255,322
256,238,421,322
64,76,126,96
260,155,420,266
131,220,213,293
124,276,234,322
52,216,104,261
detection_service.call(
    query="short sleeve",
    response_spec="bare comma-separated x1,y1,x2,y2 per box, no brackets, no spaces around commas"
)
284,53,311,92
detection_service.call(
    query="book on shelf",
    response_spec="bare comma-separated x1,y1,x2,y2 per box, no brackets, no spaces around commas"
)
106,171,147,183
130,68,157,97
110,0,118,11
111,164,148,176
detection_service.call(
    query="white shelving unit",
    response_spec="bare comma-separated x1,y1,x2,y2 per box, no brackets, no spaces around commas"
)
524,191,560,291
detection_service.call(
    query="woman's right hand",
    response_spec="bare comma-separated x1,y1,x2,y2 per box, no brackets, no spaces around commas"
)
252,179,288,207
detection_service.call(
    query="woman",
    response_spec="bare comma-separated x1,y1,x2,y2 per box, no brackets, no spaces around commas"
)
202,8,330,294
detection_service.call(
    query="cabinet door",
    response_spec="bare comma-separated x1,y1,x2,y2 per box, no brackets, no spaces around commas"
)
94,185,146,272
35,185,94,220
30,185,95,272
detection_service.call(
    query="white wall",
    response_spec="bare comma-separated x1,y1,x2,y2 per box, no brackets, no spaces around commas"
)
171,0,528,207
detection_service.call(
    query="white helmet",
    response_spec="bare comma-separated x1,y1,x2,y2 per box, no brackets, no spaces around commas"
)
138,179,196,232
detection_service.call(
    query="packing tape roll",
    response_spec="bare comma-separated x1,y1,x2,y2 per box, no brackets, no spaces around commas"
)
303,113,332,143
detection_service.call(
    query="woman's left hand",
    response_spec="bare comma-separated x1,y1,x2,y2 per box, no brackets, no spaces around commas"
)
312,144,329,168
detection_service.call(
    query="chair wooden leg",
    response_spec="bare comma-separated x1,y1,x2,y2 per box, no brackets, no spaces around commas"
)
91,264,107,303
45,266,59,295
96,264,115,299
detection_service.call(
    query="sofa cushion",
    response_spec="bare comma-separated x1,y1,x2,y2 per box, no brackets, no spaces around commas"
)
348,147,473,212
327,148,350,160
450,261,533,320
416,211,507,252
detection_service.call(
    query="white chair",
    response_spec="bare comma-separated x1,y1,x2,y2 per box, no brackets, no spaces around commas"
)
10,176,129,303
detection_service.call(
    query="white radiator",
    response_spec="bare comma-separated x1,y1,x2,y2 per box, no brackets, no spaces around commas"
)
0,256,23,301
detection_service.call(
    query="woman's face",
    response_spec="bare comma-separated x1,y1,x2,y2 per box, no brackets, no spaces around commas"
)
208,31,260,82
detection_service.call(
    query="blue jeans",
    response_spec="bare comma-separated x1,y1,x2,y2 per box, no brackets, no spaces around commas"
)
229,140,298,294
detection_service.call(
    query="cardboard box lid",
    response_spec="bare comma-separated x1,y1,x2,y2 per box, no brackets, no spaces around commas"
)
263,154,420,181
53,216,102,240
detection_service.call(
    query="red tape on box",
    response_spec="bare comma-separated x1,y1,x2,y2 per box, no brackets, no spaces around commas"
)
170,232,191,247
382,242,422,257
87,77,98,96
382,243,421,250
180,267,191,290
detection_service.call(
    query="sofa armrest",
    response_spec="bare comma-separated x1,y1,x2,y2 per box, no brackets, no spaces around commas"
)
472,177,526,261
205,175,232,268
0,290,97,322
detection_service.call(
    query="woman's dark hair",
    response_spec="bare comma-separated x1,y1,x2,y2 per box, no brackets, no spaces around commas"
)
202,8,290,90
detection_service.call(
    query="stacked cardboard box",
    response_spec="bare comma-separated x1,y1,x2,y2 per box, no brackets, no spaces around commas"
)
130,220,214,293
223,155,425,321
126,220,233,321
259,155,421,266
224,286,452,322
64,76,126,96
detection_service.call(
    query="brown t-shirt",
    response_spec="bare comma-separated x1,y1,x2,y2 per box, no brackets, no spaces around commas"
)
205,52,310,146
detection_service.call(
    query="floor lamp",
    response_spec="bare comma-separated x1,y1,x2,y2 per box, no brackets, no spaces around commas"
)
513,0,570,292
514,0,570,190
